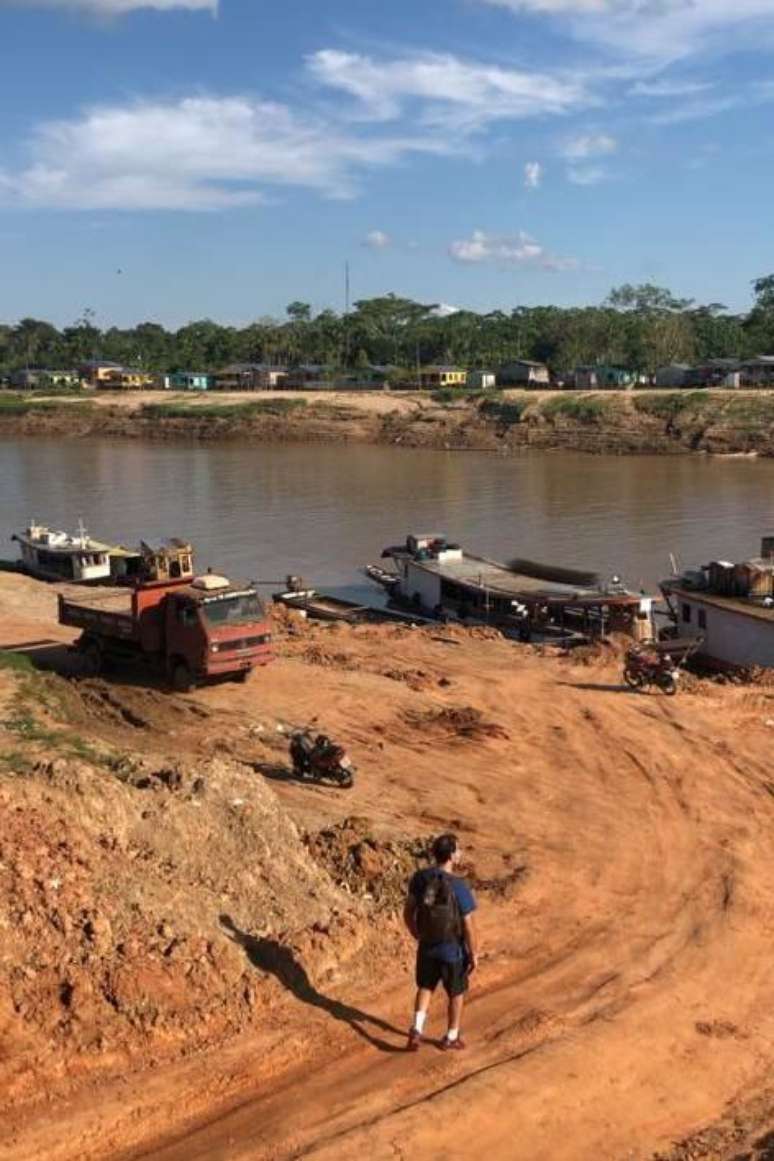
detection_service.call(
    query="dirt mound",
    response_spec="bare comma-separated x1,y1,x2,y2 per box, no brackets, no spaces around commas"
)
403,704,510,741
0,696,353,1108
300,643,356,670
305,817,430,908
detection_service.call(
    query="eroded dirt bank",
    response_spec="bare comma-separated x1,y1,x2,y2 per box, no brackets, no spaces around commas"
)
6,387,774,455
1,572,774,1160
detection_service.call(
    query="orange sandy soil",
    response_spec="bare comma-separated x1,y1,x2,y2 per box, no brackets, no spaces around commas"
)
1,573,773,1161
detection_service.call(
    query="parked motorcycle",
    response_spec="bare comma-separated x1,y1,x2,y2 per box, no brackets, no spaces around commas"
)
623,645,679,695
289,730,356,788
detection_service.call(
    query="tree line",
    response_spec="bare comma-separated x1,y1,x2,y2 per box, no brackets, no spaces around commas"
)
3,280,774,379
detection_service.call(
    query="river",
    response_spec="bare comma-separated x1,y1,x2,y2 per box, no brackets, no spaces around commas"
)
3,437,774,599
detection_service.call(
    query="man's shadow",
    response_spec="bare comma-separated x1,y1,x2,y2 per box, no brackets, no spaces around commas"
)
220,914,408,1054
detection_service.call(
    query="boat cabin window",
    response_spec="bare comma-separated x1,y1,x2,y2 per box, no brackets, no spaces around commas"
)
698,609,707,631
682,603,692,624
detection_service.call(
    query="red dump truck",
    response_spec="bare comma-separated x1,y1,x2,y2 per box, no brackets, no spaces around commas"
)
59,572,274,690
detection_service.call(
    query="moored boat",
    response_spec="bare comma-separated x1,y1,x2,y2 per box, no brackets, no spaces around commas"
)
661,535,774,669
12,522,113,583
369,533,654,640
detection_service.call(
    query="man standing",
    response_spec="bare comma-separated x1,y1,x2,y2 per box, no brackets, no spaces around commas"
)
404,833,478,1052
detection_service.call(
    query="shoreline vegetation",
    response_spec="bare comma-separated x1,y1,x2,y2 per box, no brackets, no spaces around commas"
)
5,386,774,456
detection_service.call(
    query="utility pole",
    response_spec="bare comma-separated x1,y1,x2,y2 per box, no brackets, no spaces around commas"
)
343,260,351,370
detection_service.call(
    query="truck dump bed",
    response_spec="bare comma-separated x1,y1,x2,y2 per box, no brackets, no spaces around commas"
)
58,588,141,642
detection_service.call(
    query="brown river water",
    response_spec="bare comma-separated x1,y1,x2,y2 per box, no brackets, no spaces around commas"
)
2,437,774,600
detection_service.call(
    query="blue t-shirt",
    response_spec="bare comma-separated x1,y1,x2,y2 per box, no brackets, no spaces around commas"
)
409,868,477,964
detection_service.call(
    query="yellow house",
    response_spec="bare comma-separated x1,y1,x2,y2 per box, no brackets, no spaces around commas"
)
420,366,468,389
102,368,157,390
77,360,123,385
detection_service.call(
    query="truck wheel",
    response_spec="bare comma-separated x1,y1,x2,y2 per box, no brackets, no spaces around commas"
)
171,661,193,693
233,669,251,684
81,641,103,678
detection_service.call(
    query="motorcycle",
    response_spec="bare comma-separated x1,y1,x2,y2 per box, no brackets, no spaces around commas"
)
289,730,356,788
623,645,679,695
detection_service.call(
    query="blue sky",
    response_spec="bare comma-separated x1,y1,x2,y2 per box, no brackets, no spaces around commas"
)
1,0,774,327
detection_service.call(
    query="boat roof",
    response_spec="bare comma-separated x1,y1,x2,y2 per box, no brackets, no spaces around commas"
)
414,551,640,604
662,582,774,623
16,530,113,553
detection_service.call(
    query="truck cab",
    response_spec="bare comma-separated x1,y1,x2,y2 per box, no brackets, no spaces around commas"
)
164,576,273,689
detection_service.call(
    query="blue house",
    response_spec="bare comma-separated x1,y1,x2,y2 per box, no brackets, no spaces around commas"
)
164,371,212,391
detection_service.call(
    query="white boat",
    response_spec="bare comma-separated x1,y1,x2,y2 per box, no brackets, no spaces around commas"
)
372,533,655,640
12,522,113,584
661,535,774,669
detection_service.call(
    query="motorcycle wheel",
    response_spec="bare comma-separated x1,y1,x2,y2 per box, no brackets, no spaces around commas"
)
337,768,355,789
623,667,645,690
657,671,678,696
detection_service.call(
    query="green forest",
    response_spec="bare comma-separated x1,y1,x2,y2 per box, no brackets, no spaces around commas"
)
3,279,774,378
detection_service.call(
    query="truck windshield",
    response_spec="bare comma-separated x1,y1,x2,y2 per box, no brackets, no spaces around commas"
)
201,593,264,627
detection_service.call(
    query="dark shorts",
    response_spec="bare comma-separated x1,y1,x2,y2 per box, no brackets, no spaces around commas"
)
416,946,469,997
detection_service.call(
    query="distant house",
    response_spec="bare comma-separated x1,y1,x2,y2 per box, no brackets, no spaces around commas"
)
572,365,635,389
99,368,157,390
419,366,467,389
685,359,741,388
497,360,550,387
655,364,692,388
77,360,124,386
212,364,288,391
9,368,79,389
164,371,212,391
739,357,774,388
282,364,340,389
467,370,497,390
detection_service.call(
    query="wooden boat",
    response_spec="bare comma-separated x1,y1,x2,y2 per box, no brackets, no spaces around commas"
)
12,522,112,583
272,588,372,623
370,532,655,641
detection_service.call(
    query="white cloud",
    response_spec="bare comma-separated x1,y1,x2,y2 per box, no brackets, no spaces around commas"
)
524,160,543,189
449,228,578,270
629,78,713,98
307,49,593,130
649,93,744,124
431,303,461,317
561,132,617,160
0,96,456,210
476,0,774,61
363,229,390,249
567,165,607,185
0,0,215,11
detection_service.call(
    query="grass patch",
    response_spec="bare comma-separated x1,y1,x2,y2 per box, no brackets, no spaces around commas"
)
0,750,34,776
541,394,611,425
142,398,308,421
5,707,61,746
5,707,108,764
479,398,528,425
722,395,774,428
430,387,467,405
0,650,36,674
0,393,93,418
633,392,709,421
0,394,33,416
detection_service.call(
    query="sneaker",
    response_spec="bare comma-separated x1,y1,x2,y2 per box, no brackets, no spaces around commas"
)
441,1035,466,1051
407,1029,422,1052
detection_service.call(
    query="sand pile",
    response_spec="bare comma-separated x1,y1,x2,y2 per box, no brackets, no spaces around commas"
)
0,669,352,1109
305,816,430,908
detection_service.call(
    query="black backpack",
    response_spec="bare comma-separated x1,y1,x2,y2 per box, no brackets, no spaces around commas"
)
416,871,462,944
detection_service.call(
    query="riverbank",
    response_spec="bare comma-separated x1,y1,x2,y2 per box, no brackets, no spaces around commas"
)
5,387,774,455
1,570,774,1160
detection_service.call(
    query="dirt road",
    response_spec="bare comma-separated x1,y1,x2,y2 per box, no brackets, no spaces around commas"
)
1,575,773,1160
